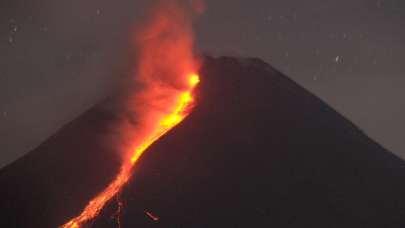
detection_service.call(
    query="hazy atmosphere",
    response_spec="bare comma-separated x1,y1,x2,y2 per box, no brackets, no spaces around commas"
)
1,0,404,167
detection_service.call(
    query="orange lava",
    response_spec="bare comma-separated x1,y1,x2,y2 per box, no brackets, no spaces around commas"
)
145,210,160,221
61,74,199,228
61,0,202,227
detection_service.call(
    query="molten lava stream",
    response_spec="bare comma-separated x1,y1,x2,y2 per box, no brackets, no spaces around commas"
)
61,74,200,228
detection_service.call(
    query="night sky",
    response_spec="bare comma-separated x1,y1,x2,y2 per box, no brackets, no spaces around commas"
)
0,0,404,167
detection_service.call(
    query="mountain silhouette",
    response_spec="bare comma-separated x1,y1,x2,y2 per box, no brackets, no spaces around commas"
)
1,56,405,228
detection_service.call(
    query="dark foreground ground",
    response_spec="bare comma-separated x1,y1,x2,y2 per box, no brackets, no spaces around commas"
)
1,56,405,228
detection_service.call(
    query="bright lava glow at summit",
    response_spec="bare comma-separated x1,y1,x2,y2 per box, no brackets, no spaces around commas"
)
188,73,200,87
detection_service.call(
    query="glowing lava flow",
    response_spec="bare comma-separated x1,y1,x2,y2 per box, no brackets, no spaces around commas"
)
61,74,199,228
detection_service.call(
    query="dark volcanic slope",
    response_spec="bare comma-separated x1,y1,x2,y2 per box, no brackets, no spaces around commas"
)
2,56,405,228
0,98,124,227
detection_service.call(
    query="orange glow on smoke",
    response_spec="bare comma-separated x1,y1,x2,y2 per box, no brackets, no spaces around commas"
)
61,0,201,227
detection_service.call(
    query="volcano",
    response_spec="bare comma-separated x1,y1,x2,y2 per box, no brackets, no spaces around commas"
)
1,56,405,228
